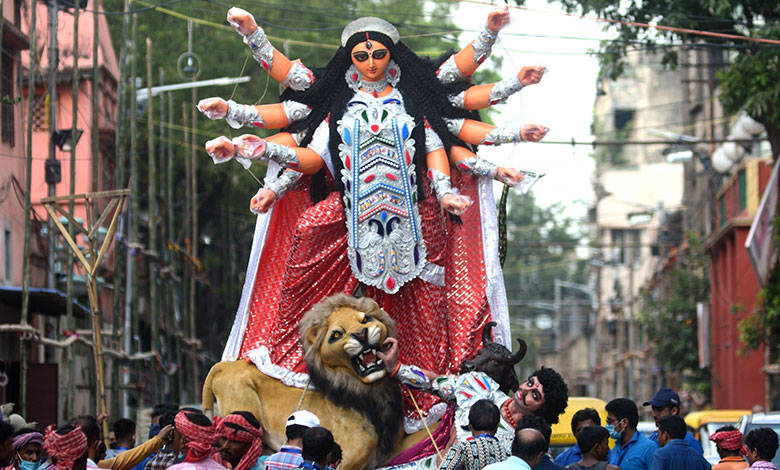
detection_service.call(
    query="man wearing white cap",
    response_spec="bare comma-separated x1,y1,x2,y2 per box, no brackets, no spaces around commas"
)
263,412,320,470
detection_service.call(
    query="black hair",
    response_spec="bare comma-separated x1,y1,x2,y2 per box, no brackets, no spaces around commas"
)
714,425,738,433
605,398,639,429
159,412,176,429
0,422,14,442
112,418,136,442
183,412,212,427
657,415,686,440
301,427,334,463
279,29,478,204
517,414,552,448
745,427,779,461
511,428,547,461
56,425,78,436
532,367,569,425
577,425,609,454
571,408,601,435
468,399,500,432
330,442,342,463
69,416,100,446
179,407,201,414
286,424,309,441
223,411,262,435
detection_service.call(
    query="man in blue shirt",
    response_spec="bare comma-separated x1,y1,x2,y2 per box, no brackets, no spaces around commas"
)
642,387,703,454
516,415,564,470
606,398,658,470
650,415,710,470
554,408,601,467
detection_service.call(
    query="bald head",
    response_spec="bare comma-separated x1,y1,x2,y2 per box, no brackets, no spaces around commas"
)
512,428,546,467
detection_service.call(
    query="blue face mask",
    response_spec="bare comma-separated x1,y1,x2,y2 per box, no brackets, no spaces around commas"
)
19,459,41,470
605,424,622,440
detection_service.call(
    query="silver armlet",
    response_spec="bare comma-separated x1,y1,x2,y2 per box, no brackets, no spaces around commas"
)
455,156,498,178
480,124,522,146
282,61,315,91
425,127,444,152
394,364,431,390
448,91,466,109
489,74,524,105
473,26,498,65
266,142,301,169
444,118,466,137
244,27,274,71
226,100,266,129
436,55,467,85
282,100,313,123
427,168,455,201
265,169,302,198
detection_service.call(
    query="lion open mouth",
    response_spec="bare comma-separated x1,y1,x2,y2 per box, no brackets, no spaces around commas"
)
351,347,384,377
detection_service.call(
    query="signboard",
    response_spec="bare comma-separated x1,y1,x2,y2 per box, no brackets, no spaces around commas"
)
745,157,779,285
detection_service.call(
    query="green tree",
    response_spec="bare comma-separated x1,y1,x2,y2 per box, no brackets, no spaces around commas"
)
542,0,780,160
502,191,589,365
639,234,711,395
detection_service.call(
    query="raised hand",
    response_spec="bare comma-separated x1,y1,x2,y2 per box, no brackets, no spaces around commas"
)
205,136,236,164
518,66,546,87
233,134,267,160
486,3,510,32
250,189,277,214
442,194,473,216
227,7,258,36
197,97,228,120
495,167,524,186
520,124,549,142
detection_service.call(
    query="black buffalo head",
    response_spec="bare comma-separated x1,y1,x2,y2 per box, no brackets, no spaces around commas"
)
459,322,527,394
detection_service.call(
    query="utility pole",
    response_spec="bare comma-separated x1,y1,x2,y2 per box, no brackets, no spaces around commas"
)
118,0,132,420
66,0,80,420
146,37,159,404
187,19,199,403
20,0,38,419
46,0,58,292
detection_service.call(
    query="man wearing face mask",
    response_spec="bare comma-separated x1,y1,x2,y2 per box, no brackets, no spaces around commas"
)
12,429,44,470
604,399,657,470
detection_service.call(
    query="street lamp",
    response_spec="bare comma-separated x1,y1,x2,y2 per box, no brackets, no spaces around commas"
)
51,129,83,152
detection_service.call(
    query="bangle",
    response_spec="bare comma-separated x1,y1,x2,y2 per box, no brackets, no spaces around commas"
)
390,361,402,377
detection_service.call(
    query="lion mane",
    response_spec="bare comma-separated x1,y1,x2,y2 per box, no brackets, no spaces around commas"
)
299,294,403,461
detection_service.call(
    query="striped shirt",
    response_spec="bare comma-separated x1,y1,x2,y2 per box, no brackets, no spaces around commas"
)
439,435,508,470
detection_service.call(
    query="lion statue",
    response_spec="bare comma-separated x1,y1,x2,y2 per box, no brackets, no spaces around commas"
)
203,294,425,470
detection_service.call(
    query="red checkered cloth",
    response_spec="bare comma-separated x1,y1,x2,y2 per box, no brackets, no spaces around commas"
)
214,414,263,470
710,429,746,455
175,412,217,462
43,425,88,470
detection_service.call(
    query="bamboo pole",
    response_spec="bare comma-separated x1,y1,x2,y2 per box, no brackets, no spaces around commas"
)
20,0,37,419
67,0,80,419
146,37,159,404
128,0,141,415
188,20,199,402
181,102,192,401
91,0,101,419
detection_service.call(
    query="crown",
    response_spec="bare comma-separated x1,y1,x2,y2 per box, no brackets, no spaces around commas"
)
341,17,400,47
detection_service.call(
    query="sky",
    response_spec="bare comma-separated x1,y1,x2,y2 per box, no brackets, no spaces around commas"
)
452,0,612,216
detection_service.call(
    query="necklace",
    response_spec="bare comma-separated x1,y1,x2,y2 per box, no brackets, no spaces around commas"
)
503,400,517,428
361,77,389,97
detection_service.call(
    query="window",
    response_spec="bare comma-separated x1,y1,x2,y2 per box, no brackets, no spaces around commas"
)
4,225,11,283
611,229,641,265
738,170,747,212
1,52,14,146
719,197,726,227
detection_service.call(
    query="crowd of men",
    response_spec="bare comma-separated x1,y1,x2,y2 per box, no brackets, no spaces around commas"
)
0,386,777,470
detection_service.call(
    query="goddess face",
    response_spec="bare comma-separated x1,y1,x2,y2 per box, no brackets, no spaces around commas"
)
351,41,390,82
